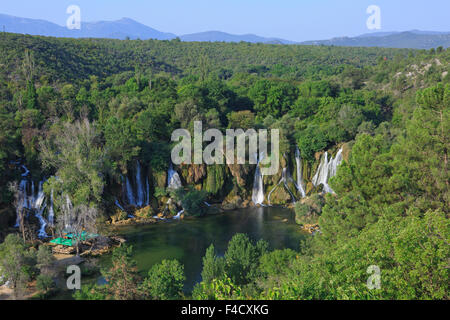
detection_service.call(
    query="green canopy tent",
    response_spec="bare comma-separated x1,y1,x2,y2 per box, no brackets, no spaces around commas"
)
50,231,99,247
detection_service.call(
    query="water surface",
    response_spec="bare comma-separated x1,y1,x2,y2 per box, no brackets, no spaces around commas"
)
104,206,304,292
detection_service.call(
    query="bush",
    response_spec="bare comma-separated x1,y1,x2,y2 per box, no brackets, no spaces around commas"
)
36,274,55,294
294,194,325,225
174,187,209,217
140,259,185,300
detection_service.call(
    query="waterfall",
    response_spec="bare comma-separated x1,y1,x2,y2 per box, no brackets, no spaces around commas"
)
283,168,296,204
312,148,343,194
30,181,35,211
268,167,296,205
48,189,54,226
295,147,306,198
135,161,144,207
21,165,29,177
167,163,182,189
122,163,150,208
14,179,28,227
14,179,48,238
33,181,45,210
34,181,48,238
64,195,73,230
36,203,48,238
125,176,135,206
115,198,125,212
145,177,150,206
173,209,184,220
252,153,265,205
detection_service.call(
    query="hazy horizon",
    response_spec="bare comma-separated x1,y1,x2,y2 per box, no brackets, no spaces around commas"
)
1,0,449,42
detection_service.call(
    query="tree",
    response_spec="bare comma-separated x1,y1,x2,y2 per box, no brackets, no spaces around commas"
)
9,182,26,242
337,105,364,138
140,259,185,300
201,244,225,284
296,124,328,162
40,119,107,207
104,116,140,174
36,245,55,275
0,234,36,299
227,110,255,129
224,234,268,285
102,244,142,300
56,204,98,256
174,187,209,217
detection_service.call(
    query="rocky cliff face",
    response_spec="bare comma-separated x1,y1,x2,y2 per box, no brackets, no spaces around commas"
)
111,143,351,219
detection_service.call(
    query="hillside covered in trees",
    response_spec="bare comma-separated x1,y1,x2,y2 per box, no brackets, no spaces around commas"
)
0,33,448,300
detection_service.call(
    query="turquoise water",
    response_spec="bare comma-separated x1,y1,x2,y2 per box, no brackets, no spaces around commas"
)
107,206,305,292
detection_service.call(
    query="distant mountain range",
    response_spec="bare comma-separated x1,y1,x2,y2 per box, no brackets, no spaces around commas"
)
300,30,450,49
179,31,296,44
1,13,449,49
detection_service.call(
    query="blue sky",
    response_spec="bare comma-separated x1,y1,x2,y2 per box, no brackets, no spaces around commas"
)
1,0,449,41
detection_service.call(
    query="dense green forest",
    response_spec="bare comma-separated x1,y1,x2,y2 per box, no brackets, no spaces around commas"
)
0,33,448,300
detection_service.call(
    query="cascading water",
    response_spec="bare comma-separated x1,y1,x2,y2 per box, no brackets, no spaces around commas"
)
64,195,73,230
115,198,125,212
21,165,29,177
33,181,48,238
173,209,184,220
14,176,49,238
312,148,343,194
135,161,144,207
268,167,296,205
14,179,28,227
145,177,150,206
252,153,265,205
122,162,150,208
168,163,182,189
48,189,55,226
295,147,306,198
125,176,136,206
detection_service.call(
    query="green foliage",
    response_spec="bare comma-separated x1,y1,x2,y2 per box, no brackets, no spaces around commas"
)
193,277,246,300
296,124,328,162
36,274,55,294
294,194,325,225
36,245,55,274
73,284,107,300
40,119,106,207
104,116,140,173
140,259,185,300
101,244,142,300
224,233,268,286
0,34,449,300
174,187,209,217
204,165,226,196
0,234,36,298
201,244,225,284
227,110,255,129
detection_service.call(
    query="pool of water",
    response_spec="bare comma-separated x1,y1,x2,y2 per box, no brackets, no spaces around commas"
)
107,206,305,292
53,206,304,298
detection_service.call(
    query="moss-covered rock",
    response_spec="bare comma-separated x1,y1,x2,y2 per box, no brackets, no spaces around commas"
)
267,185,291,205
181,164,206,184
110,208,128,223
294,193,325,225
135,206,154,219
153,171,167,189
